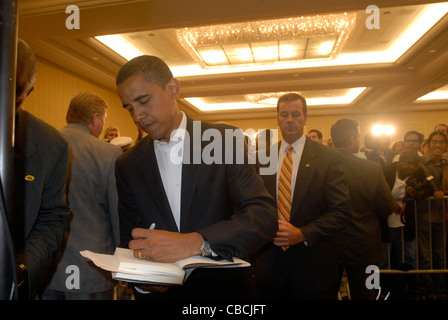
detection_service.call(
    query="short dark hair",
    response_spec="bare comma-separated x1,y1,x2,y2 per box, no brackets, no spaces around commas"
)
434,123,448,131
399,149,420,165
276,93,307,116
404,130,424,144
428,130,447,145
116,55,173,88
331,118,359,148
308,129,322,139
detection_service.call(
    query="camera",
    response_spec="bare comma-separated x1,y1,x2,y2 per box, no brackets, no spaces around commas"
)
406,175,434,192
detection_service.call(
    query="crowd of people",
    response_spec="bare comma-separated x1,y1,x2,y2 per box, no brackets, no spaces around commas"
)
4,39,448,301
308,125,448,299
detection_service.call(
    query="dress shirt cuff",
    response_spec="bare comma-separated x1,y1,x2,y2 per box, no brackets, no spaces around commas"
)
134,285,151,294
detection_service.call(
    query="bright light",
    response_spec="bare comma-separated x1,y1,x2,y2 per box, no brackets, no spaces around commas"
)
371,124,384,136
280,44,301,59
384,125,395,135
317,41,335,55
258,98,279,105
225,44,253,64
252,43,278,62
417,86,448,101
95,35,144,60
371,124,395,136
197,47,229,65
185,87,367,111
306,87,366,105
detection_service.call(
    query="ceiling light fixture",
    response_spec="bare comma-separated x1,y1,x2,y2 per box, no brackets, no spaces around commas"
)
246,88,366,106
417,85,448,101
95,35,144,61
247,92,298,105
185,87,366,112
176,12,357,69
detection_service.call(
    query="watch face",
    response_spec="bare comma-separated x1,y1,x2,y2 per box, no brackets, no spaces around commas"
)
201,241,211,256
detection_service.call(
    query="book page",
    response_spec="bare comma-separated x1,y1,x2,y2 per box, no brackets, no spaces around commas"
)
81,248,250,279
112,271,185,285
80,250,120,272
115,248,184,277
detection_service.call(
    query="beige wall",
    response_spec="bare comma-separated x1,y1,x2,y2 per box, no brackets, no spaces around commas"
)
24,58,448,149
22,58,138,141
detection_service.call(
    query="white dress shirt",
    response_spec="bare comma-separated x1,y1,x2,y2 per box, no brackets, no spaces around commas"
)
154,112,187,230
388,172,406,228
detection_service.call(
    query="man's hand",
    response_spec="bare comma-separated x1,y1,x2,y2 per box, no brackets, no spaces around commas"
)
434,190,445,200
129,229,203,263
272,220,305,247
393,202,403,214
406,186,423,199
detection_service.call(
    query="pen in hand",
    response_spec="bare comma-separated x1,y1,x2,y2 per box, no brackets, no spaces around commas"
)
134,223,156,259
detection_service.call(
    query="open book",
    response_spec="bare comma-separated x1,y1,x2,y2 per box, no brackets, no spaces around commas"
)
80,247,250,285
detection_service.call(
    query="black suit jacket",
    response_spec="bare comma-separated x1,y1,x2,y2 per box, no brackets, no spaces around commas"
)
115,116,277,298
12,109,70,297
335,148,394,266
254,138,351,296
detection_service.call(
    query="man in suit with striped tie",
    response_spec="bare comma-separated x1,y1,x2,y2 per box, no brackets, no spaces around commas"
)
254,93,351,300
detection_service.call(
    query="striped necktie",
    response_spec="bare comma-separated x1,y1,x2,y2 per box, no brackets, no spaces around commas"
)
278,145,293,222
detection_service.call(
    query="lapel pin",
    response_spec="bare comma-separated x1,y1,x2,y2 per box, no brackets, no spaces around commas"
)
305,164,310,167
24,175,34,182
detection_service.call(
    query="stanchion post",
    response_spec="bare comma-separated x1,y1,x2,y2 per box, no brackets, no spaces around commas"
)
0,0,18,300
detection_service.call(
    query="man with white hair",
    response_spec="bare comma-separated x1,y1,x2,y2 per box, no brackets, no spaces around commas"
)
40,92,121,300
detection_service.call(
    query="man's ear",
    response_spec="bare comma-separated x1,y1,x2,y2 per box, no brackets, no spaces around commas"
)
86,112,98,134
167,78,180,99
348,135,357,152
90,112,99,125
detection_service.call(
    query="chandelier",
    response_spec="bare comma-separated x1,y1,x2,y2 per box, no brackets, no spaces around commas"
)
176,12,357,69
246,92,301,105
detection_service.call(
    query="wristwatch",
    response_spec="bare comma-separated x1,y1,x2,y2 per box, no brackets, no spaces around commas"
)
200,239,212,257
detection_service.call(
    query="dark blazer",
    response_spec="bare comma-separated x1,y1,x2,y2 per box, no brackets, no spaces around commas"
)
115,116,278,299
335,148,394,267
12,109,70,297
254,138,351,297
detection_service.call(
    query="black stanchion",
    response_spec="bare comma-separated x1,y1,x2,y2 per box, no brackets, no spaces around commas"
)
0,0,18,300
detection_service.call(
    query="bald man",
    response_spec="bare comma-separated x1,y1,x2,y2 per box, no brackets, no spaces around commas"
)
11,39,70,299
